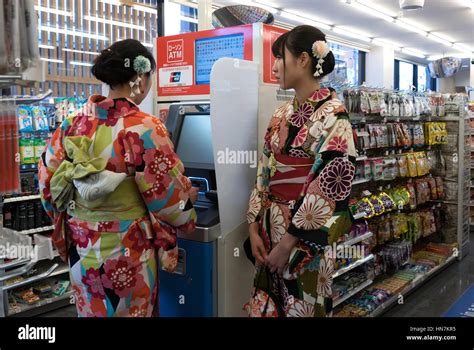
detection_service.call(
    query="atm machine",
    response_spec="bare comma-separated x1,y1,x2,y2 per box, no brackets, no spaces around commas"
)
156,23,291,317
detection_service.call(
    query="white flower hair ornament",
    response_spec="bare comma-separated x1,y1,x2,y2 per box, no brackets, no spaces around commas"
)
129,55,152,97
311,40,331,78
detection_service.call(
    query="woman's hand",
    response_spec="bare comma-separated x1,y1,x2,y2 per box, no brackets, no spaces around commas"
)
265,234,299,276
189,186,199,204
249,223,267,265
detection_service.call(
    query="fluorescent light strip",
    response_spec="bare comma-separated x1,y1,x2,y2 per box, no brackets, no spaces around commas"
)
39,25,109,41
332,26,372,42
34,5,72,17
40,58,64,63
371,38,402,51
63,48,100,56
401,48,426,58
452,43,474,54
39,44,55,50
348,1,395,23
84,15,145,31
427,33,453,47
71,61,93,67
279,10,332,30
142,42,154,48
395,20,428,36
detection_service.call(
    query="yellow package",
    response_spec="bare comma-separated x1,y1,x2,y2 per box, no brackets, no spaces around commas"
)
415,152,429,176
406,153,418,177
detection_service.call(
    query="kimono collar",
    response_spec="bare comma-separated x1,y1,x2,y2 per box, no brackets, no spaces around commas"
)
88,95,139,120
288,88,332,128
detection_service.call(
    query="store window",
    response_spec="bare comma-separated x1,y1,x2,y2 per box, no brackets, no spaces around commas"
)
418,65,427,92
165,2,199,35
399,61,415,91
326,43,364,85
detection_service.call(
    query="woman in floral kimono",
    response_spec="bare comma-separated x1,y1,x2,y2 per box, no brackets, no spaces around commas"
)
39,39,197,317
246,26,357,317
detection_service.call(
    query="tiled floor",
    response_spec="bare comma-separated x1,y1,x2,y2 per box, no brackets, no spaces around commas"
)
41,235,474,317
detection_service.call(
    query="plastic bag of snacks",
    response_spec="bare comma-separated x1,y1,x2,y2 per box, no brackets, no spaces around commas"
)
378,192,395,212
17,106,34,133
397,154,408,177
405,183,417,209
427,176,438,200
382,156,397,180
435,177,444,199
369,195,385,216
391,213,409,238
406,153,418,177
31,106,49,132
412,123,425,147
415,152,430,176
371,158,384,181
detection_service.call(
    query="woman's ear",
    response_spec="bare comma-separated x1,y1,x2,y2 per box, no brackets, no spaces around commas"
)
299,51,312,69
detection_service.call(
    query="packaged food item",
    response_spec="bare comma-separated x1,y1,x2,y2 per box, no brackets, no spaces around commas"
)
369,195,385,216
368,124,378,149
434,177,444,200
31,105,49,132
33,138,46,163
371,158,384,181
354,197,375,218
427,177,438,200
17,106,34,132
378,192,395,212
397,154,408,177
405,183,417,209
406,153,418,177
412,123,425,147
391,213,408,238
52,280,71,296
383,156,397,180
19,137,35,164
363,159,372,180
415,152,429,176
14,288,40,305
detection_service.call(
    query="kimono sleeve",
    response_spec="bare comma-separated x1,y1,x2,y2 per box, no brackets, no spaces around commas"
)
287,102,357,248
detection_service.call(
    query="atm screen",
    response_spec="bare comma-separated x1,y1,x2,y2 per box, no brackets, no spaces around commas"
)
175,114,214,170
195,33,245,85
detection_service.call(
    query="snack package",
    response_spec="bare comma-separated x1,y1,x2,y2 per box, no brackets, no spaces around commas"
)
383,156,397,180
412,123,425,147
427,177,438,200
379,192,395,212
31,105,49,132
435,177,444,199
369,195,385,216
19,137,35,164
406,153,418,177
33,138,46,163
17,106,34,133
371,158,384,181
397,154,408,177
405,183,417,209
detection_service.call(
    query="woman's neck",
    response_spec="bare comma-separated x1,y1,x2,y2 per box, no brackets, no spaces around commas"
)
107,87,138,105
294,79,321,106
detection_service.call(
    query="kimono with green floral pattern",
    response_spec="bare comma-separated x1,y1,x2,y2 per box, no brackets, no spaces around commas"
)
246,88,357,317
39,96,196,317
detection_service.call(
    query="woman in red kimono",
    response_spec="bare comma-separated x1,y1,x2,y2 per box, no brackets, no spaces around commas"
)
39,39,197,317
246,25,357,317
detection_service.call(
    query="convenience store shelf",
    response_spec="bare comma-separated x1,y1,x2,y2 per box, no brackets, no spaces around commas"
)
333,279,373,308
332,254,375,279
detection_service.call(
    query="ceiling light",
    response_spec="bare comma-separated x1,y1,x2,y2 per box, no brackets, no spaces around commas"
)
62,48,100,56
39,25,109,41
427,33,453,47
332,26,372,42
142,42,154,48
34,5,72,16
84,15,145,31
372,38,402,51
395,19,428,36
279,10,332,30
401,48,426,58
346,1,395,23
40,58,64,63
71,61,93,67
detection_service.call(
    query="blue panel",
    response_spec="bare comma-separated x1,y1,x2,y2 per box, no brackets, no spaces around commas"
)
443,284,474,317
159,238,215,317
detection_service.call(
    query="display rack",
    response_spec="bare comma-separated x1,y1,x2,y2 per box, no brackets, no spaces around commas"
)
330,91,470,317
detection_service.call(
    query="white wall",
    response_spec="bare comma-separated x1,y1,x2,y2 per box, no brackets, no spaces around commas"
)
366,45,394,89
454,68,471,88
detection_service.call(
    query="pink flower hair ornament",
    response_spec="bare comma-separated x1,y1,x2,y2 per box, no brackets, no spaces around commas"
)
311,40,331,78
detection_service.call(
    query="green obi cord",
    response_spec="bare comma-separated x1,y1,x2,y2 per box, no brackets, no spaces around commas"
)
50,136,107,211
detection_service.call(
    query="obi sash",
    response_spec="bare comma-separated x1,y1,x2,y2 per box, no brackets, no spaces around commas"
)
269,154,313,202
